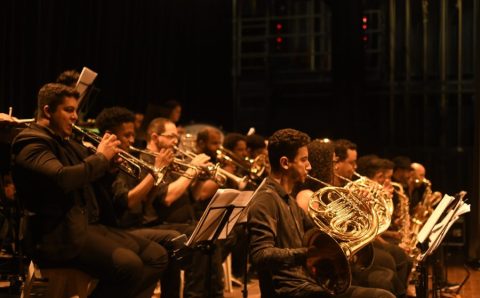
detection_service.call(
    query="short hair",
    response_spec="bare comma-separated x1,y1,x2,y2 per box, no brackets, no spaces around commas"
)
223,133,246,151
246,134,266,151
304,139,335,188
56,70,80,87
356,154,381,179
163,99,181,110
268,128,311,173
95,106,135,135
333,139,357,162
37,83,79,118
392,156,412,171
146,117,171,141
197,127,221,144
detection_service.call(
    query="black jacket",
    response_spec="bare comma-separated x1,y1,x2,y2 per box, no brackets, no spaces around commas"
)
11,124,113,262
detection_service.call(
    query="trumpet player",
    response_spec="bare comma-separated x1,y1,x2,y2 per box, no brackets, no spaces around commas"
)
11,83,168,298
247,129,394,298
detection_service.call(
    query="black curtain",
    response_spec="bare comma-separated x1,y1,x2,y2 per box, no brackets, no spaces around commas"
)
0,0,232,129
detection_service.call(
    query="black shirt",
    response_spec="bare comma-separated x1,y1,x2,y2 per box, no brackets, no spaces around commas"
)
247,177,322,297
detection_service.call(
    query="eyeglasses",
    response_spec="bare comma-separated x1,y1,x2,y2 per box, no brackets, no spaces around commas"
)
160,133,179,140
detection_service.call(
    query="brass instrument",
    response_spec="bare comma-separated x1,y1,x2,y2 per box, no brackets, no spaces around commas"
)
304,175,379,295
340,173,394,234
216,146,267,183
72,124,165,186
156,145,249,189
391,182,414,252
129,146,199,180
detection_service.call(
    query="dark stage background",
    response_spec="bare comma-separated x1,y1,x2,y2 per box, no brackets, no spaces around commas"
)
1,0,479,260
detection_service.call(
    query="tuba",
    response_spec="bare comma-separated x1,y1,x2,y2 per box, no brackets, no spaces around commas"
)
304,175,379,295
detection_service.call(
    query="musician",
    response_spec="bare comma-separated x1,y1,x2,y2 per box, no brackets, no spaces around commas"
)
408,162,427,212
140,117,224,298
247,129,395,298
356,155,413,294
332,139,358,187
295,140,403,297
96,107,183,298
11,83,167,298
246,133,268,160
195,127,222,161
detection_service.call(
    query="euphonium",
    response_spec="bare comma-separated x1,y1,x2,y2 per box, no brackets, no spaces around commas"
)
304,175,379,295
72,124,165,186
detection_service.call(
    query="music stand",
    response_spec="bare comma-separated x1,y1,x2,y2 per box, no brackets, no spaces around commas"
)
414,192,470,298
186,188,254,297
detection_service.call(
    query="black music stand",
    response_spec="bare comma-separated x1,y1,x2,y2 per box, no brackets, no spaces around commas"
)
415,192,469,298
186,188,254,297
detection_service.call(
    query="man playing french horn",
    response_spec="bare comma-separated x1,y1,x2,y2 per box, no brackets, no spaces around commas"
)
247,128,394,298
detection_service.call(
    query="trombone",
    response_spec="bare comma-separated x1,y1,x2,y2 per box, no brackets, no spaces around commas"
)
72,124,166,186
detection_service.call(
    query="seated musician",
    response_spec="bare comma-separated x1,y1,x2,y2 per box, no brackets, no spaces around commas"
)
247,128,395,298
11,83,167,298
95,107,183,298
96,111,223,298
295,140,404,297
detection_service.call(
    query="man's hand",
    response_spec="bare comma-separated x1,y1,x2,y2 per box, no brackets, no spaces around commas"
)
189,153,210,168
96,133,121,161
154,148,174,169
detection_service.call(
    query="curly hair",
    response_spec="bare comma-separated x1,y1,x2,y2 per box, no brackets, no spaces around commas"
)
268,128,310,173
295,139,335,193
223,133,247,151
56,69,80,87
95,106,135,135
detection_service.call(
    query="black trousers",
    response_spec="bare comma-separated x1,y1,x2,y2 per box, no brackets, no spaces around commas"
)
128,227,182,298
154,222,225,298
68,224,168,298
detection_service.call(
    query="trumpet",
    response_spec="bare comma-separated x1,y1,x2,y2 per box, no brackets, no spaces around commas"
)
72,124,165,186
129,146,200,180
174,146,249,189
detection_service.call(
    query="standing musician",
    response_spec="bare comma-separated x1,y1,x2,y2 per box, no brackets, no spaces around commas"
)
11,83,167,298
247,129,395,298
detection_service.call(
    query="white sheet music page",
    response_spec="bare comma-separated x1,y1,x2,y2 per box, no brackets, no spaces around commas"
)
417,194,454,244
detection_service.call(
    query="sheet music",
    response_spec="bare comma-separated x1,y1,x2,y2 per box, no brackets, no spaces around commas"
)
75,67,98,106
417,194,454,244
416,191,470,260
186,189,254,246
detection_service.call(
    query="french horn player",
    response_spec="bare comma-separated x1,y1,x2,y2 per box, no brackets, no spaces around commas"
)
247,130,395,298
